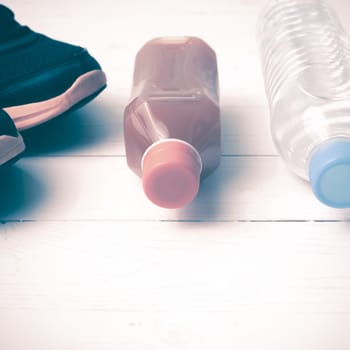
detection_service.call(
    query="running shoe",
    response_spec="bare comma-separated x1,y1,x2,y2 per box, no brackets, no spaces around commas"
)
0,4,107,130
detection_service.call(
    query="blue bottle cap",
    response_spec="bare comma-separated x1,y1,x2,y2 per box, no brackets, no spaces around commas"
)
309,140,350,208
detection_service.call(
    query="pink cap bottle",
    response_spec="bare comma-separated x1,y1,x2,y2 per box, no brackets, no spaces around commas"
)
124,36,221,208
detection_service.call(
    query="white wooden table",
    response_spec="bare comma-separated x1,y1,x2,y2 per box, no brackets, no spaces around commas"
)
1,1,350,349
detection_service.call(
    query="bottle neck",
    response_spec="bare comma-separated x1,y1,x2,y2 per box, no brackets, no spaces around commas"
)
142,138,202,174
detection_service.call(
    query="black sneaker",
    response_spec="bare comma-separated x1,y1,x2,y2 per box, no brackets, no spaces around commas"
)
0,109,25,166
0,5,107,130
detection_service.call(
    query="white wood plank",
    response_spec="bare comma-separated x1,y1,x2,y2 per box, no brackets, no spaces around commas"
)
1,221,350,350
1,310,349,350
0,156,349,222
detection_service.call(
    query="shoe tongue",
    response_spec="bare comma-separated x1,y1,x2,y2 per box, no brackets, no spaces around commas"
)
0,4,31,42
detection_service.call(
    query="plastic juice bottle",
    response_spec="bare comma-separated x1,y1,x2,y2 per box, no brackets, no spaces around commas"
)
124,36,221,208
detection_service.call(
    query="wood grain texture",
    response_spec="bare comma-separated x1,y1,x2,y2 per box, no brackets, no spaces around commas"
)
1,0,350,349
1,221,350,350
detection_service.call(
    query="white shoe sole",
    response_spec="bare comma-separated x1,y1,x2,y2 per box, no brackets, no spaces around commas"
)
4,70,107,131
0,133,25,166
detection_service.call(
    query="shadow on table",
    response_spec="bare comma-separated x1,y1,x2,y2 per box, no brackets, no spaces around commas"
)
21,101,121,155
182,162,240,222
178,109,245,222
0,165,46,220
0,100,121,220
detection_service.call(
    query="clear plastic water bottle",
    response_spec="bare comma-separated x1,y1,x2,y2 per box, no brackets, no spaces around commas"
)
257,0,350,208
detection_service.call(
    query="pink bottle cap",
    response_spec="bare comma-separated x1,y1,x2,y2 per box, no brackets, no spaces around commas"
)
142,139,202,209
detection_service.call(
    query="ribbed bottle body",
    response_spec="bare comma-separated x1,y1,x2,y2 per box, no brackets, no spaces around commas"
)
257,0,350,179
